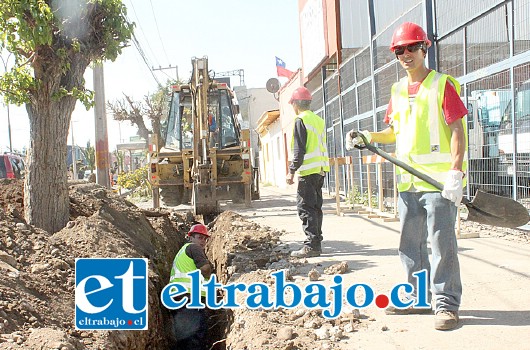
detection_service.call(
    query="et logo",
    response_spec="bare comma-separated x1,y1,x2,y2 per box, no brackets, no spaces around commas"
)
75,258,148,330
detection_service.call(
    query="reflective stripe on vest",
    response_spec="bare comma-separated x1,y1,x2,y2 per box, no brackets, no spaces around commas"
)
390,70,468,192
169,243,207,297
291,110,330,176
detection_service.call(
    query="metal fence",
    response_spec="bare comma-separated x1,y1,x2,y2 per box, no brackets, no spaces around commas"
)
313,0,530,218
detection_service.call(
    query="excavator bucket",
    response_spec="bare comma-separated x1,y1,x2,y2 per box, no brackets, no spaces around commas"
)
192,183,219,216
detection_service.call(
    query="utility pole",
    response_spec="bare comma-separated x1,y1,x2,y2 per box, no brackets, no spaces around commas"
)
152,64,179,82
93,63,111,188
215,69,245,86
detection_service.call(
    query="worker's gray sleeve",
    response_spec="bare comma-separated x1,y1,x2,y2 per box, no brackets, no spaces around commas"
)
289,118,307,174
185,244,211,269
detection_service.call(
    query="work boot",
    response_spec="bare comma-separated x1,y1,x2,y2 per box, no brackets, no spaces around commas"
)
385,305,432,315
291,246,320,258
434,310,459,330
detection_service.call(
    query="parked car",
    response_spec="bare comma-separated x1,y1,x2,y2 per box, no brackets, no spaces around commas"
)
0,153,26,179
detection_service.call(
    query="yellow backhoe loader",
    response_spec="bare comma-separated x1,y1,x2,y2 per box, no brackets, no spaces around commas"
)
148,56,259,215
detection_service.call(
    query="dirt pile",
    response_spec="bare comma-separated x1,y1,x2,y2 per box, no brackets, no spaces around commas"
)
460,220,530,242
0,179,24,219
3,178,526,349
206,211,284,283
0,180,190,349
205,211,371,350
0,180,373,350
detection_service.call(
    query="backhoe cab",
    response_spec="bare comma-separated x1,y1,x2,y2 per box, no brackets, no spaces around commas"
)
148,56,259,215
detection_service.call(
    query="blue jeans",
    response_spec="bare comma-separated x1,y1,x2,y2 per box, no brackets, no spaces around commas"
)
398,191,461,312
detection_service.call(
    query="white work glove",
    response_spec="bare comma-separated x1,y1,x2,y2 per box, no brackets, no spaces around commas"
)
441,170,464,206
345,130,372,151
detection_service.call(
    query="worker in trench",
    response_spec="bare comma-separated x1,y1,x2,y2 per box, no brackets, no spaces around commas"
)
168,223,213,350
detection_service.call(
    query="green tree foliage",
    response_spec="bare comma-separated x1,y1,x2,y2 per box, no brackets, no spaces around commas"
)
81,140,95,172
0,0,133,233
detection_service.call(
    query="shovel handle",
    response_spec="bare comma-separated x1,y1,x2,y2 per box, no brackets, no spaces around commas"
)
352,134,528,227
355,132,470,203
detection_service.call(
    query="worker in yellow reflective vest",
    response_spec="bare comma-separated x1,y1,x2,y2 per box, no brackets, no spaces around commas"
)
169,223,212,350
286,86,330,258
346,22,468,331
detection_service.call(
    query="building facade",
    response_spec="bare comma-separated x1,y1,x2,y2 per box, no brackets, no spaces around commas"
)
235,86,279,178
257,71,304,187
282,0,530,213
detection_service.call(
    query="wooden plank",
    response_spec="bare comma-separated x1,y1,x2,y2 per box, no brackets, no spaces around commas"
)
366,163,372,212
330,156,352,166
357,210,372,214
362,154,395,164
334,158,340,215
378,163,383,213
368,214,384,218
383,217,400,222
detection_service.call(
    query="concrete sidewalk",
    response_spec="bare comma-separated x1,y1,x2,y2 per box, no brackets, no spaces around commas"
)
236,185,530,350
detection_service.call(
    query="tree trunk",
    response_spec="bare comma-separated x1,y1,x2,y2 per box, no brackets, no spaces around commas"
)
152,119,161,140
24,55,89,233
135,118,150,142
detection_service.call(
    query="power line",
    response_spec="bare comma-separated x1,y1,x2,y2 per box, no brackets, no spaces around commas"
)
127,0,160,68
148,0,171,64
152,65,180,82
129,29,163,87
121,6,164,88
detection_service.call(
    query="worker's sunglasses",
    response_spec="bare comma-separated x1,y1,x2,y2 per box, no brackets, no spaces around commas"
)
394,42,425,56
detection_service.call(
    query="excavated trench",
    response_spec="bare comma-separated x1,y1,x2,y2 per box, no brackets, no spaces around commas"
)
184,210,285,350
3,181,427,350
71,185,284,350
153,211,281,350
0,181,287,349
95,202,286,350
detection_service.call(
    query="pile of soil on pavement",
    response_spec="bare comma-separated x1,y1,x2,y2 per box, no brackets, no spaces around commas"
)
205,212,368,350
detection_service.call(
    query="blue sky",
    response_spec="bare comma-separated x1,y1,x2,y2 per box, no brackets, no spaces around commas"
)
1,0,301,153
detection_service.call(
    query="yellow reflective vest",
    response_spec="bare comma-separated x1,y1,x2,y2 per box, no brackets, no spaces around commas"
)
169,243,208,297
291,110,330,176
389,70,468,192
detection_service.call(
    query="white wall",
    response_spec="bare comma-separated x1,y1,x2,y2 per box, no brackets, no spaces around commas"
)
258,118,285,187
235,87,278,167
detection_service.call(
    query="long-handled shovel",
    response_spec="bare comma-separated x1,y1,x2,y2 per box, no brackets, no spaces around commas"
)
355,133,530,228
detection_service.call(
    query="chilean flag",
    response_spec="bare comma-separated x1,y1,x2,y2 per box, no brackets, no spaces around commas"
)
276,56,294,78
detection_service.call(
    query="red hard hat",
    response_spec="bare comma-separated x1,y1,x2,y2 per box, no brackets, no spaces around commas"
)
390,22,432,51
289,86,312,104
188,223,210,237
